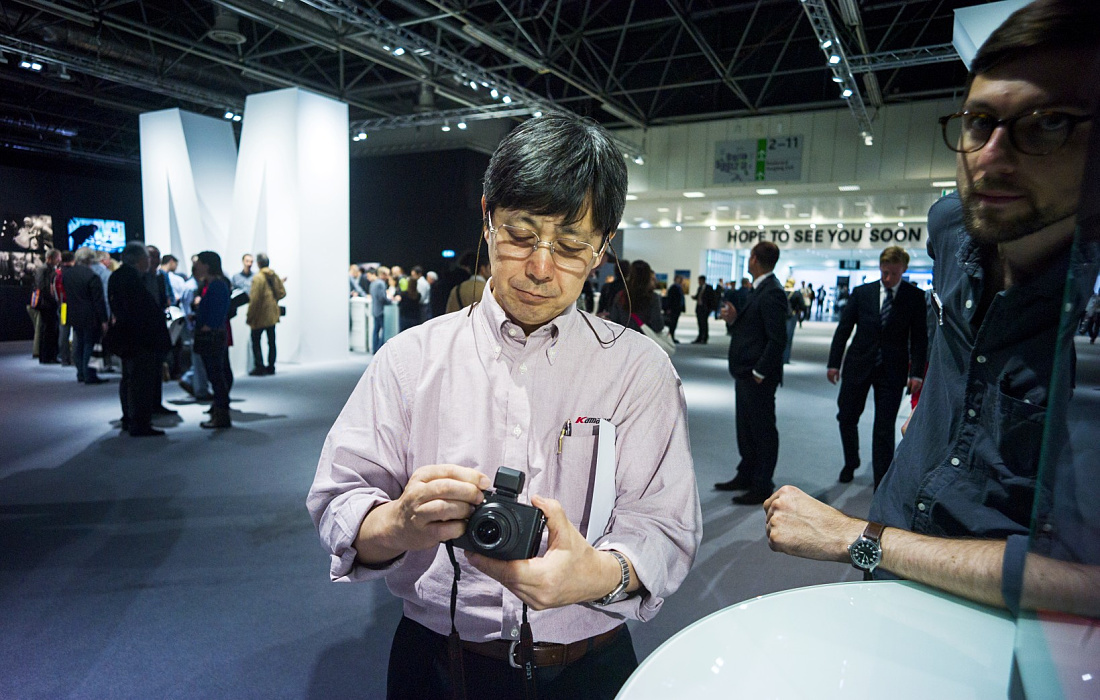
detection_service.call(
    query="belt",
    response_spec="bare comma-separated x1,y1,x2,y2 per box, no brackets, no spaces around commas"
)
461,625,623,669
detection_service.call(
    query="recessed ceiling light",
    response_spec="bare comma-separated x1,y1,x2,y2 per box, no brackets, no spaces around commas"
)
716,205,730,211
783,224,790,230
865,222,871,227
625,194,638,201
837,222,844,228
684,216,696,221
734,225,741,230
675,225,682,231
898,221,905,227
710,225,716,231
810,223,817,229
758,224,765,230
683,191,705,198
657,207,670,213
932,181,957,187
798,213,810,217
838,185,861,192
756,188,779,195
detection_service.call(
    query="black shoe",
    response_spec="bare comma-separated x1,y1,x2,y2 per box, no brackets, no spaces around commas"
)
838,465,857,483
84,376,108,385
732,490,770,505
249,368,267,377
129,427,166,437
264,366,275,375
714,476,750,492
152,406,179,416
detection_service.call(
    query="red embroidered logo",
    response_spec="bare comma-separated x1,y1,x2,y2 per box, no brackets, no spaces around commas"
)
574,417,600,424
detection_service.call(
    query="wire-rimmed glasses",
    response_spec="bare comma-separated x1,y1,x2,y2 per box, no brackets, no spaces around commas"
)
938,110,1093,156
486,215,606,272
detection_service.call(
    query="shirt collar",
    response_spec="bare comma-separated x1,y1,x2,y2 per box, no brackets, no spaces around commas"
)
473,279,570,364
752,271,774,289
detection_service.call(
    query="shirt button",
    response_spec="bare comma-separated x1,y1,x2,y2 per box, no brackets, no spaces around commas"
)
967,409,976,418
965,299,973,309
508,328,517,337
917,502,927,512
520,363,528,374
510,627,519,638
976,355,987,364
512,425,522,437
494,345,501,354
1041,523,1053,533
951,457,960,466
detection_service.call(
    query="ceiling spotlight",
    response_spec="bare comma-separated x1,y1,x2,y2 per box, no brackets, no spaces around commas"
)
832,76,845,83
392,47,405,56
533,110,543,118
756,188,779,195
810,223,816,229
57,66,72,81
224,111,235,119
675,225,682,231
863,133,874,146
829,55,841,65
710,225,716,231
784,224,791,230
502,95,512,104
490,88,499,99
683,192,705,198
633,155,644,165
352,135,361,142
758,224,765,230
837,222,844,228
821,39,834,49
735,225,741,230
358,132,366,139
898,221,905,227
232,114,241,122
457,121,467,130
441,122,451,132
841,88,853,98
469,81,478,90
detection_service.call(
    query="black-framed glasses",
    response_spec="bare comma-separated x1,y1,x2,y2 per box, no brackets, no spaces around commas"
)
938,110,1093,156
486,215,606,272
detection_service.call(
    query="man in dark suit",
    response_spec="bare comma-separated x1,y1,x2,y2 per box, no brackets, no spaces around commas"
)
107,242,173,437
62,247,110,384
691,274,713,343
664,274,685,342
716,241,789,504
828,245,928,487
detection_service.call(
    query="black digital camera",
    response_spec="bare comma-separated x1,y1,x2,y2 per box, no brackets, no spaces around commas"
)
450,467,546,561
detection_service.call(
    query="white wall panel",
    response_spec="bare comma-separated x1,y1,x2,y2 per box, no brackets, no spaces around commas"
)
140,88,349,368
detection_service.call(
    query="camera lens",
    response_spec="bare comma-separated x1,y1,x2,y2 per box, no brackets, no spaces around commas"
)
474,518,502,546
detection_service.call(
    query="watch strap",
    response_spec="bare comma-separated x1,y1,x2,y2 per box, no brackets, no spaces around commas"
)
863,521,886,543
592,551,630,606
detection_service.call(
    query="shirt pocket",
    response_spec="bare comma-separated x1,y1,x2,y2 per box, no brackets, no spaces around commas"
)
991,387,1046,481
542,433,599,538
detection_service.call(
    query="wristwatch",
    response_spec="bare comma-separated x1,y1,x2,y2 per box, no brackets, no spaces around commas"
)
848,522,886,573
592,550,631,606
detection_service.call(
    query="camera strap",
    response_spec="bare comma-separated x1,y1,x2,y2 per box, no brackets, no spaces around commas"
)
444,542,467,700
519,604,538,700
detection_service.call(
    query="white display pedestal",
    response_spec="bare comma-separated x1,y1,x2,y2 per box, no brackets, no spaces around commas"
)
349,297,370,353
617,581,1015,700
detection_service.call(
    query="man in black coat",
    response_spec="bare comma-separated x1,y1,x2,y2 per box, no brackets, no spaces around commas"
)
716,241,789,504
664,274,686,343
827,245,928,487
62,247,110,384
107,242,173,437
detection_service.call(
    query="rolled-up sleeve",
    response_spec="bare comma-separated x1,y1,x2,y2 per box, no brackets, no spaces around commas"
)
307,346,415,582
594,352,702,621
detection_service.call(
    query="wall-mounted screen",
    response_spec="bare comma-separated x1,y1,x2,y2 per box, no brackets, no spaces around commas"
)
68,218,126,253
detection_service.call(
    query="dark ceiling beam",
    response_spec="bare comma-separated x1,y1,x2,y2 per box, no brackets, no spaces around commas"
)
665,0,754,111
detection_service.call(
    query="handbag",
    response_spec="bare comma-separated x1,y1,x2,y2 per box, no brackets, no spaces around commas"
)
88,343,106,372
263,271,287,317
193,328,227,355
631,313,676,356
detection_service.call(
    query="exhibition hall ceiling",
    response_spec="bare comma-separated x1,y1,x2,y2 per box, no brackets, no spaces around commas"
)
0,0,986,170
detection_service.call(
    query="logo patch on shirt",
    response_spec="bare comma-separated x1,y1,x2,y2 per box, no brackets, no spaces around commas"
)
575,416,601,424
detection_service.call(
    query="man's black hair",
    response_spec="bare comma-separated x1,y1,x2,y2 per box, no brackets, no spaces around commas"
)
968,0,1100,89
120,242,147,266
161,254,178,265
483,113,628,240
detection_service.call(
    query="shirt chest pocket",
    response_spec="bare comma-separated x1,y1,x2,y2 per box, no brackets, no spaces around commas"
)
990,362,1048,479
539,432,600,538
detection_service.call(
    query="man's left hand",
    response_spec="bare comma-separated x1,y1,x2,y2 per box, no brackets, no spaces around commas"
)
466,495,626,610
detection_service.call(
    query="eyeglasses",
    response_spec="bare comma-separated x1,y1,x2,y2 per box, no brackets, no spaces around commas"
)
938,110,1093,156
487,216,606,272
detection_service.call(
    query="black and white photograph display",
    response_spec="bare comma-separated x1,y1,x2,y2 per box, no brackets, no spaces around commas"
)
0,215,54,285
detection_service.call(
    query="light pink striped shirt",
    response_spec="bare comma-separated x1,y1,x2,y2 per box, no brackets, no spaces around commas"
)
308,282,701,644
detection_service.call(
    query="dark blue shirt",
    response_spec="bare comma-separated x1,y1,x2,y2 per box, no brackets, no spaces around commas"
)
196,277,231,329
869,193,1069,585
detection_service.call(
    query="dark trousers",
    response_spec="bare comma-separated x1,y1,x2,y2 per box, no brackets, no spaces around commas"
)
72,325,101,382
251,326,276,369
694,309,709,342
837,368,906,488
734,375,780,493
119,351,160,431
387,617,637,700
667,312,681,340
372,314,385,353
38,304,59,363
59,322,72,364
199,348,233,410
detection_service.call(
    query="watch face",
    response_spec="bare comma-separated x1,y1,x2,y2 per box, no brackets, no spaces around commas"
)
850,539,881,570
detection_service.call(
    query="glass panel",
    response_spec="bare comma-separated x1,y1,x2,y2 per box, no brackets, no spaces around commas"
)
1011,111,1100,699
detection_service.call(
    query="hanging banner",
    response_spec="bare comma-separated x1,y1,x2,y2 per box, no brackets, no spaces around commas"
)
723,225,926,250
714,136,803,183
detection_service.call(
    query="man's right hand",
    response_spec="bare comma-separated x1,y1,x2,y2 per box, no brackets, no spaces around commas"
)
356,464,490,565
719,301,737,323
826,368,840,384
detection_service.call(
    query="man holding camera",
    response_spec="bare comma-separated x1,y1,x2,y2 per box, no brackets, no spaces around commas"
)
309,114,701,699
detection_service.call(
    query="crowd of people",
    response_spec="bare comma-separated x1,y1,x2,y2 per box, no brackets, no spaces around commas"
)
29,242,287,435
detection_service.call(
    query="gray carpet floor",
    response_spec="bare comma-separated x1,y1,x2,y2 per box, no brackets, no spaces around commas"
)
1,316,886,699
